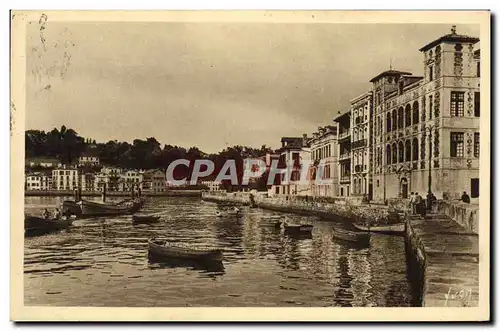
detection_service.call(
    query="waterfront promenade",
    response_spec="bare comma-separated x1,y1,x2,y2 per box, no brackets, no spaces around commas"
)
202,191,479,307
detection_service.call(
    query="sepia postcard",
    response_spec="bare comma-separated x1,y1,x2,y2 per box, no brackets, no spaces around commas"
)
10,10,490,322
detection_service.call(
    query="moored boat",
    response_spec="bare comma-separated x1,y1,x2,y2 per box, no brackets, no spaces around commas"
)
332,227,370,245
148,238,223,262
275,220,313,233
352,222,405,234
25,215,74,236
132,214,161,224
78,197,144,216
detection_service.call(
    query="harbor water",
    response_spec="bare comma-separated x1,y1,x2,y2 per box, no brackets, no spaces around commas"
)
24,196,415,307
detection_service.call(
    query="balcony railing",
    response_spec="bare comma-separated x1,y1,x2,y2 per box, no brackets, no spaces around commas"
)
338,131,351,140
339,152,351,160
351,139,367,149
340,175,351,183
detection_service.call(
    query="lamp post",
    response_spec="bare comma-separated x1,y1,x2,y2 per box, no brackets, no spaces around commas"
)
424,125,435,210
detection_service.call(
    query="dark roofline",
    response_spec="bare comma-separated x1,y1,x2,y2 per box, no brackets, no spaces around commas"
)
369,70,412,83
419,34,479,52
333,111,350,122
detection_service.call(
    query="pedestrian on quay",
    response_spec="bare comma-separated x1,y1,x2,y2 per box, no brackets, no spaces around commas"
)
461,191,471,204
414,192,423,216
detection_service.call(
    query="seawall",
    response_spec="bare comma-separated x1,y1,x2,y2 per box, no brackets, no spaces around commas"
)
25,190,202,198
202,191,402,224
202,191,479,307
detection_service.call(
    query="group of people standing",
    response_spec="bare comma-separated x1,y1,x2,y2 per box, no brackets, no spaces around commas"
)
409,192,426,216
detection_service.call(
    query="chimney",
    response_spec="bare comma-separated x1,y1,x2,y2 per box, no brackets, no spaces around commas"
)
302,133,307,140
451,25,457,35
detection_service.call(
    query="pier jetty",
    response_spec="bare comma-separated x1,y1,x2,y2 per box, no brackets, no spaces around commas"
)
202,191,479,307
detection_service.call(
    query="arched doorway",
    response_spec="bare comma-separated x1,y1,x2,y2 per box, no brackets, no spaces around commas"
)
400,178,408,199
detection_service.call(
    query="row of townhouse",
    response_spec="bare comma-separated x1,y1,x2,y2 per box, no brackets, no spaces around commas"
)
269,27,481,203
26,166,169,194
26,154,100,169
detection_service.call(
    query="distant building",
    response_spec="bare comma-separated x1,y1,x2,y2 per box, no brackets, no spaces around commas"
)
309,125,339,197
78,154,100,167
271,135,311,196
201,180,222,192
100,167,123,191
25,172,52,191
80,171,96,191
52,166,80,191
119,169,144,191
334,112,352,197
143,169,166,193
27,157,61,169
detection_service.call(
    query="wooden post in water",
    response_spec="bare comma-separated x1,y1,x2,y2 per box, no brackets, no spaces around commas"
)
102,183,107,202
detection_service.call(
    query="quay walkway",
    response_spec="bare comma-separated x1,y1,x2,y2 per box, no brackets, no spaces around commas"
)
407,212,479,307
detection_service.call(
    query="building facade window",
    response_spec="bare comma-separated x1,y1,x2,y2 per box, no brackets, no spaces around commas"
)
386,145,391,165
474,132,480,158
429,95,433,120
412,138,419,161
392,143,397,164
450,132,465,157
474,92,480,117
398,107,404,129
429,65,434,81
398,141,404,163
412,101,419,124
477,62,480,77
405,140,411,162
450,91,465,117
405,104,411,127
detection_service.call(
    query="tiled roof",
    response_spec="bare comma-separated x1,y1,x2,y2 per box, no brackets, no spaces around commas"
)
369,70,412,83
419,33,479,52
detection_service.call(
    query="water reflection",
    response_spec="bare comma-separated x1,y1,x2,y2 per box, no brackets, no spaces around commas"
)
24,196,413,307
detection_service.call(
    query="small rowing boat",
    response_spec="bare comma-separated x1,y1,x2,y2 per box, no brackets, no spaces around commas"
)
332,227,370,245
275,221,313,234
352,222,405,234
132,214,161,224
25,215,74,236
148,238,223,262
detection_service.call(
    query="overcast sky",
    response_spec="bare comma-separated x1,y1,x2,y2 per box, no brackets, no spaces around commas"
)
26,22,479,153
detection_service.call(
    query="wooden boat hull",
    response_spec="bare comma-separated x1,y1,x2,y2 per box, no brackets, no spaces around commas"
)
148,239,223,262
25,215,73,236
148,254,225,273
352,222,405,234
132,215,161,224
79,198,144,216
332,227,370,245
284,224,313,234
62,200,83,216
275,221,313,234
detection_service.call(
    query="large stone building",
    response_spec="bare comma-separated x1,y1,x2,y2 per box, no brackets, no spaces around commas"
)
369,27,480,202
350,92,373,199
334,112,351,197
309,125,339,197
52,166,80,191
270,136,311,196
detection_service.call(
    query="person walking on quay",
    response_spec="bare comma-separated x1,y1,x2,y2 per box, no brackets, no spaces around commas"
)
414,192,423,216
461,191,471,204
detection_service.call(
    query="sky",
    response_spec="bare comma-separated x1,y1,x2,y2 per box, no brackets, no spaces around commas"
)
26,21,480,153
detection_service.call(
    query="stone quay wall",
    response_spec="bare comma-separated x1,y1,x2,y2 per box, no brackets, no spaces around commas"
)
202,191,402,225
